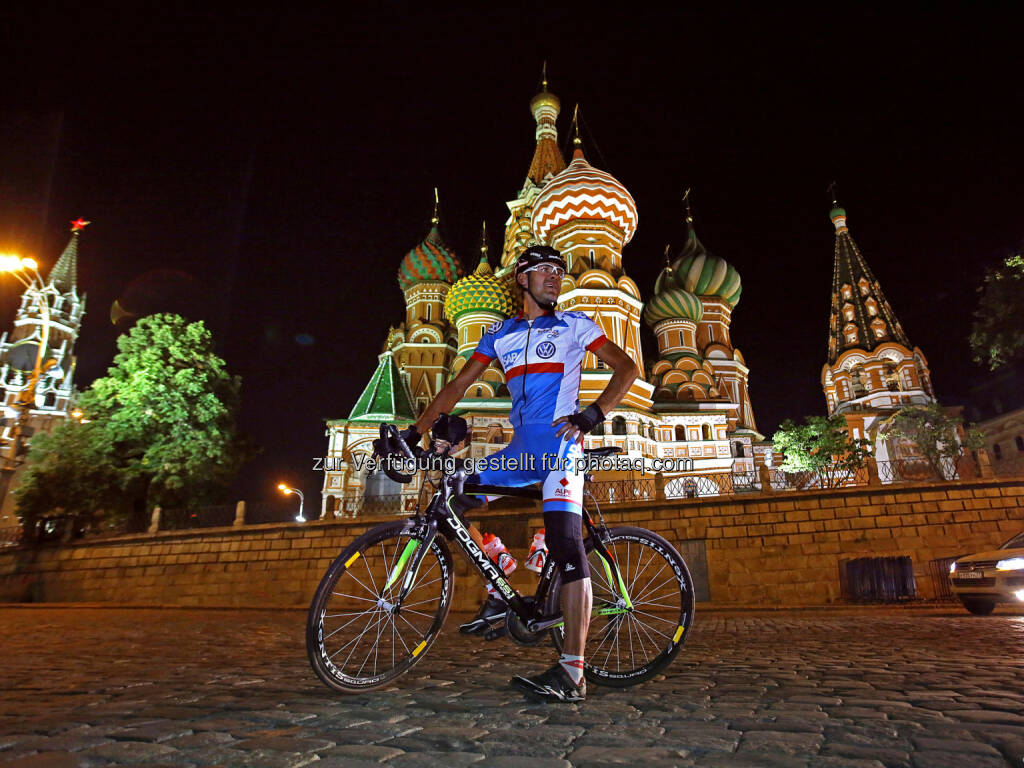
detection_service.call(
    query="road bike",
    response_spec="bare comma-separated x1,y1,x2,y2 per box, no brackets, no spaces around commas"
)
306,419,696,693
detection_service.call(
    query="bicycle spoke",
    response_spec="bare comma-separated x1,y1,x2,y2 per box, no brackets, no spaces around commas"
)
341,610,390,671
323,610,373,641
632,569,676,605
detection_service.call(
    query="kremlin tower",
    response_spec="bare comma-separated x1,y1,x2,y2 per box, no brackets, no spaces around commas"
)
0,219,88,520
820,194,936,460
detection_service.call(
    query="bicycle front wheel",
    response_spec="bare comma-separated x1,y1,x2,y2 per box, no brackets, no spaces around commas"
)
546,526,695,687
306,520,454,693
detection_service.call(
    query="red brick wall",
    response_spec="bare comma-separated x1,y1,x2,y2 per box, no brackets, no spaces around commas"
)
1,477,1020,608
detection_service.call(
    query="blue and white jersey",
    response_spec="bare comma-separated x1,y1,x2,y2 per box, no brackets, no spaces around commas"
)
471,311,607,426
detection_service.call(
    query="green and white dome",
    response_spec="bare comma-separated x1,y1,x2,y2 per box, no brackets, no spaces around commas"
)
656,228,742,308
644,286,703,327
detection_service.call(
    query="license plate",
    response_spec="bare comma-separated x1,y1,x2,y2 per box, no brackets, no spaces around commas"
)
957,571,983,579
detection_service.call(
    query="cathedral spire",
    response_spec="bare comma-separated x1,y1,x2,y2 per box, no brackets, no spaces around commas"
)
827,195,910,364
47,218,88,294
526,66,565,185
476,221,493,275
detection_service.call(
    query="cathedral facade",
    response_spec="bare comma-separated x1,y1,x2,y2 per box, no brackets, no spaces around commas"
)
322,79,765,517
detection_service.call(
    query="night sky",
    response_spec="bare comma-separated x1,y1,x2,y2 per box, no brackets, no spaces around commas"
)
1,6,1020,507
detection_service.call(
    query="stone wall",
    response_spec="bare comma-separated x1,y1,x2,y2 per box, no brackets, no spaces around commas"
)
1,477,1021,609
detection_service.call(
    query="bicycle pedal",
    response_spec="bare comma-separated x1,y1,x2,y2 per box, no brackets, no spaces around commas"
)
484,623,508,641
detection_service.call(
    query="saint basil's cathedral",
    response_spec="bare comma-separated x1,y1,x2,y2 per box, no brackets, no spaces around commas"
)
321,75,764,516
321,75,939,516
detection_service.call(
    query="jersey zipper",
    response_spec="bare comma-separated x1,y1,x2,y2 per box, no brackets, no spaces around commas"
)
520,320,532,426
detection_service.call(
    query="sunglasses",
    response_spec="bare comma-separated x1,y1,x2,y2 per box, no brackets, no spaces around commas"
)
523,264,566,278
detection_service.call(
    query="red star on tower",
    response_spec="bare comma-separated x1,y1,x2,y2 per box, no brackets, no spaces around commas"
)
70,218,90,232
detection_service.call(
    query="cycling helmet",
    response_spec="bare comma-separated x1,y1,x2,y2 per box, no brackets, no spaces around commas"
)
515,245,566,275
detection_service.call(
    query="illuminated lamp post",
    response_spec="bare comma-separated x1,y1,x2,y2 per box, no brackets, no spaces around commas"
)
0,253,60,513
277,483,306,522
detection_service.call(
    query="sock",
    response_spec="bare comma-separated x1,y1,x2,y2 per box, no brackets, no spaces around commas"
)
485,584,505,602
559,653,585,685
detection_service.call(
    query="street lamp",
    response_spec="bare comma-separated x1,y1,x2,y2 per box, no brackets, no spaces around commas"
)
0,254,54,511
277,483,306,522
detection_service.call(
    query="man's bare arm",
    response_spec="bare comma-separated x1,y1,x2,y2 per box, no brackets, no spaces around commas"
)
555,340,639,442
413,356,490,435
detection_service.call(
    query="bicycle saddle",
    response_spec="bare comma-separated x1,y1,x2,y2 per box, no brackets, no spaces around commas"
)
583,446,622,457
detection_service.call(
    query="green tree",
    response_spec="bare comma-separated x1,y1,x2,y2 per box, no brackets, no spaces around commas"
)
16,314,246,534
771,414,872,488
14,419,123,540
877,402,984,480
971,252,1024,370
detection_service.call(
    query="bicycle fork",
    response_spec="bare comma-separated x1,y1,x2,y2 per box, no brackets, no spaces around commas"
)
381,522,437,613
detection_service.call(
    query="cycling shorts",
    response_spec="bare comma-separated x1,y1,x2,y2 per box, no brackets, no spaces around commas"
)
473,424,589,583
475,424,584,515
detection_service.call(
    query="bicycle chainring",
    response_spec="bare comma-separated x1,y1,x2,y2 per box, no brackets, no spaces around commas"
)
505,602,544,646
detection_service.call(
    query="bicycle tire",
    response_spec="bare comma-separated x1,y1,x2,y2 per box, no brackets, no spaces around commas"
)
306,520,454,693
545,525,694,687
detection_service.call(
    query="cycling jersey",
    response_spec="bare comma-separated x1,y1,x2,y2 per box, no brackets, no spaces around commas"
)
469,311,607,527
471,311,607,427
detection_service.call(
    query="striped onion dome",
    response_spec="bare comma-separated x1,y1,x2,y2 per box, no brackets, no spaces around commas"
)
657,227,741,307
397,223,464,292
444,254,515,323
531,148,638,244
644,285,704,327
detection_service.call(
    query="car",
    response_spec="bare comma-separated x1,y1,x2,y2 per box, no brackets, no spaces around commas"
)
950,530,1024,615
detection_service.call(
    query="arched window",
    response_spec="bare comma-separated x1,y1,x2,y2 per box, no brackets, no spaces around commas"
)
702,424,712,441
476,386,482,397
993,444,1002,460
612,416,627,435
733,441,744,458
648,424,657,440
674,425,686,441
592,422,605,436
1016,436,1024,452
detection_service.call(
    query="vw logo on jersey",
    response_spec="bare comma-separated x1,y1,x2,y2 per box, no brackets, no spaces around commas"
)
535,341,556,359
486,320,506,335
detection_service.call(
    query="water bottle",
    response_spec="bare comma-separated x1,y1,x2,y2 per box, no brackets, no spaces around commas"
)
481,532,517,575
525,528,548,573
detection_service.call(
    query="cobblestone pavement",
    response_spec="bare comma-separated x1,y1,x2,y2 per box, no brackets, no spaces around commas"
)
1,607,1024,767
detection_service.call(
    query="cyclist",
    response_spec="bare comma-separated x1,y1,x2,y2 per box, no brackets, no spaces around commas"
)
397,244,639,702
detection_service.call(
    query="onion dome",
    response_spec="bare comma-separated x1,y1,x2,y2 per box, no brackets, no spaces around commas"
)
644,285,704,327
531,147,638,245
397,194,464,292
664,225,741,307
444,225,515,323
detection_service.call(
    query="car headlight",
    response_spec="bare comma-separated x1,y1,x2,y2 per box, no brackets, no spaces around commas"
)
949,562,957,574
996,557,1024,571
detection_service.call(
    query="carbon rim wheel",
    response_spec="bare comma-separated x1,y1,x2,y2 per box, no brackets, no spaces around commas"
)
306,521,453,692
548,526,695,687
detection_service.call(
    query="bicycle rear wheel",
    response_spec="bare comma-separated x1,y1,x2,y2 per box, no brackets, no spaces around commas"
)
546,526,694,687
306,520,453,693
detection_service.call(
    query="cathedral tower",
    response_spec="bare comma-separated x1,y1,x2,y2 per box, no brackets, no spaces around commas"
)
501,66,567,268
821,197,934,417
394,192,464,413
531,135,652,413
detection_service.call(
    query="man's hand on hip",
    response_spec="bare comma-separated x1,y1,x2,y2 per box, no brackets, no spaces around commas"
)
554,404,605,443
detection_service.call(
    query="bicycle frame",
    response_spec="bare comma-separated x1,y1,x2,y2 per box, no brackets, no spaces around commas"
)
381,469,635,633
